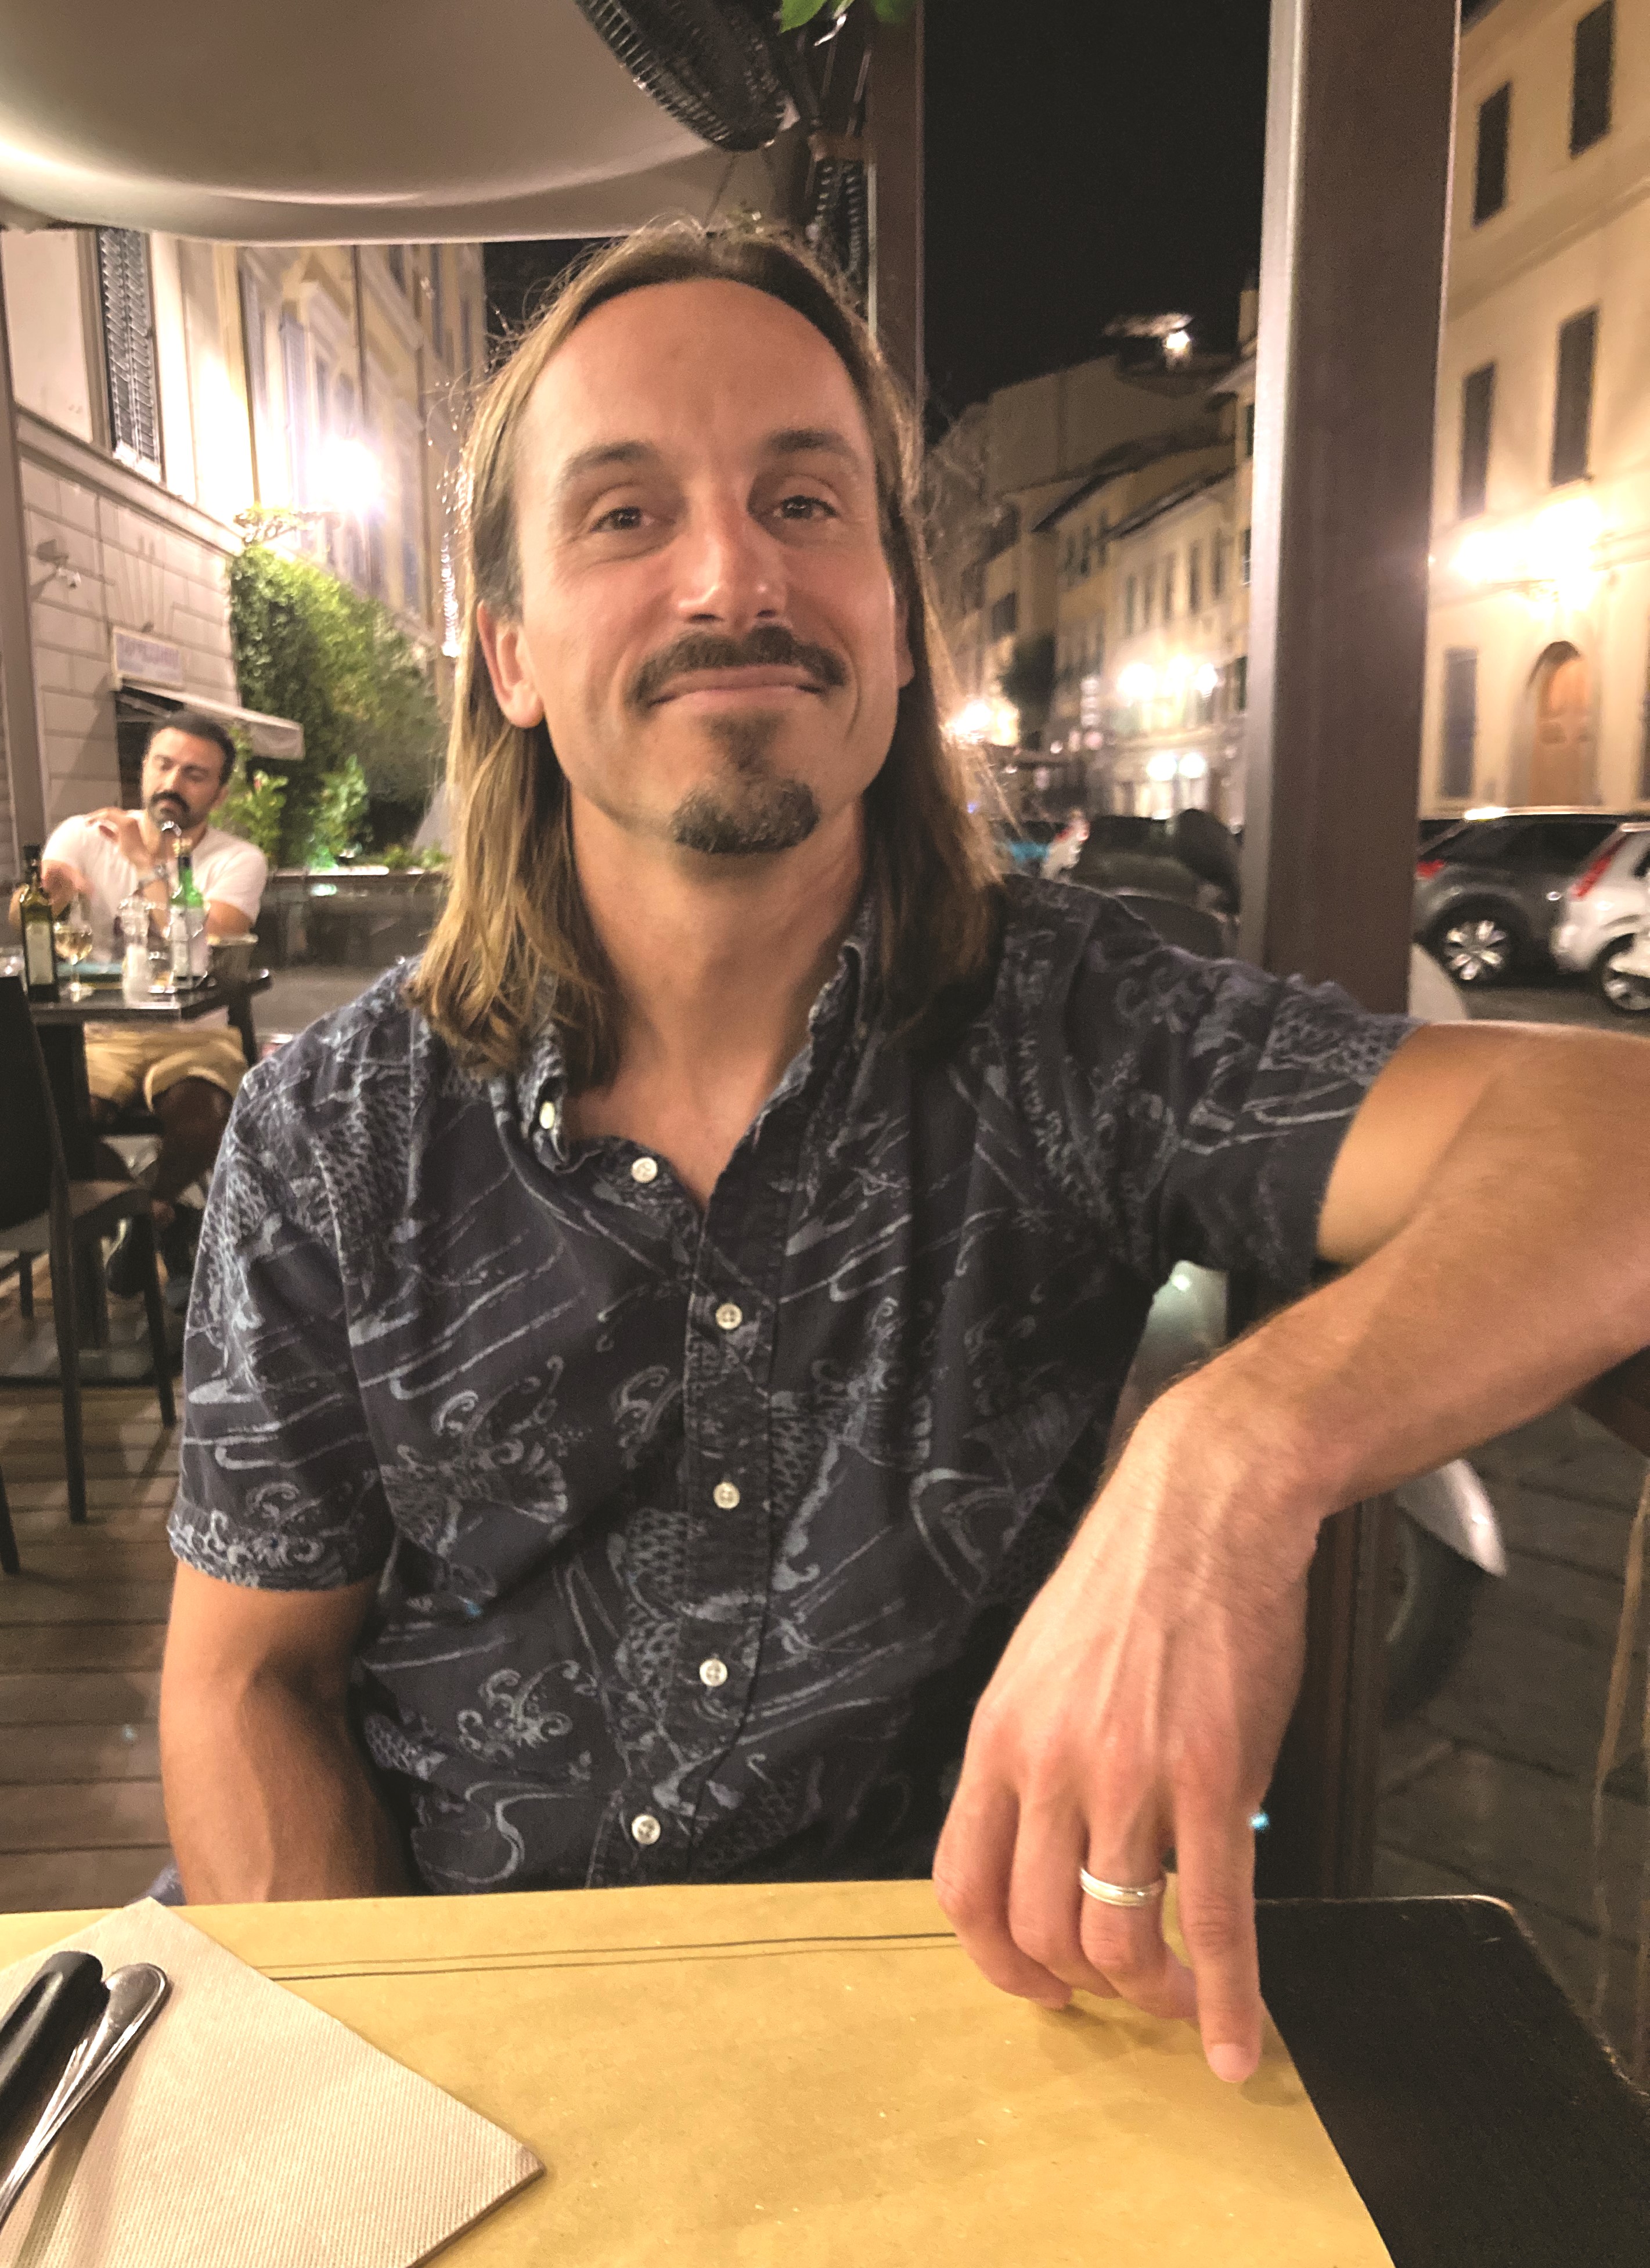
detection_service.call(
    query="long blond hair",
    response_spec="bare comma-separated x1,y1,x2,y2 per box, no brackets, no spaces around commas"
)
408,219,1002,1086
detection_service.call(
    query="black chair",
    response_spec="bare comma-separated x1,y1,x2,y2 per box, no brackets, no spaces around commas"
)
0,976,175,1547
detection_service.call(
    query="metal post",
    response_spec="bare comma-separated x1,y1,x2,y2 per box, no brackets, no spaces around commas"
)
866,4,924,411
1240,0,1458,1897
0,249,47,859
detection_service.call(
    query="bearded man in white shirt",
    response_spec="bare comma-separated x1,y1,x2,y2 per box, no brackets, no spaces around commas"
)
9,711,268,1281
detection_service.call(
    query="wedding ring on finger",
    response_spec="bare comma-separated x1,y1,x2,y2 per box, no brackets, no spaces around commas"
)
1078,1866,1168,1909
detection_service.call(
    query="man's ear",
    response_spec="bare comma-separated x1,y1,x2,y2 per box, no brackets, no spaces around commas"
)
894,588,916,691
477,603,547,728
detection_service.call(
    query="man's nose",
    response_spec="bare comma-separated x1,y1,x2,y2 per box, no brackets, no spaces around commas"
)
675,501,784,627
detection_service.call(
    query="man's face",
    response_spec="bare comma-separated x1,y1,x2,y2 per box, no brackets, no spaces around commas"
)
480,278,914,860
142,729,227,834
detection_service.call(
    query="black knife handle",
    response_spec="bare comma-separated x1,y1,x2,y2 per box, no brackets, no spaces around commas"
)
0,1953,107,2143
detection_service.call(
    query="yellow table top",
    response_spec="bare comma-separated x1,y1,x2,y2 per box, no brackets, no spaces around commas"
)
0,1879,1392,2266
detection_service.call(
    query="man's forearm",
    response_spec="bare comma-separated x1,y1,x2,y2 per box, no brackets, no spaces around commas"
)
1176,1031,1650,1512
160,1673,408,1902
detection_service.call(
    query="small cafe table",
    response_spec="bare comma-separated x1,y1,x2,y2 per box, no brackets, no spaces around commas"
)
0,1881,1642,2266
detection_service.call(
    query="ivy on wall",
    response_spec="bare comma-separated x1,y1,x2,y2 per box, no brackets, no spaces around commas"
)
227,543,444,867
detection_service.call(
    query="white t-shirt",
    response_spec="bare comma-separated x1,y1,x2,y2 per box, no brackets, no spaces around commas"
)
42,816,268,957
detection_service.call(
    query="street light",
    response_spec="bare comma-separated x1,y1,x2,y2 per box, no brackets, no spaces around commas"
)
1453,496,1602,605
234,440,384,548
318,436,382,519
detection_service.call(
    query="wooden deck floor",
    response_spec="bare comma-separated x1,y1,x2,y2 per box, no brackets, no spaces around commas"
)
0,1261,176,1913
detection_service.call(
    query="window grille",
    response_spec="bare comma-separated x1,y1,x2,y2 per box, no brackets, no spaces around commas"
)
1442,649,1478,799
1550,310,1597,485
1474,84,1510,222
280,315,311,506
1570,1,1613,156
1459,364,1494,519
96,230,161,473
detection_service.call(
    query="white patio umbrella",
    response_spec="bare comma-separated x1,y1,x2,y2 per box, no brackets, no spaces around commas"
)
0,0,783,240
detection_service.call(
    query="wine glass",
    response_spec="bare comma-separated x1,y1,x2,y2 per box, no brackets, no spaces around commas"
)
55,892,96,1000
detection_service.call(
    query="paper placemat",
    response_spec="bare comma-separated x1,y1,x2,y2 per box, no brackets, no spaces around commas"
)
0,1900,541,2268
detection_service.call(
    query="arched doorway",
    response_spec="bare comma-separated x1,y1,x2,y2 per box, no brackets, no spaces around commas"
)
1527,642,1595,803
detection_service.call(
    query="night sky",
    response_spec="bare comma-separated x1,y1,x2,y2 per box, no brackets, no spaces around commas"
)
485,0,1273,423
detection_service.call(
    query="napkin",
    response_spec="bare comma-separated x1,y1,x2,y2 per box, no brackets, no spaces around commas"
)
0,1900,541,2268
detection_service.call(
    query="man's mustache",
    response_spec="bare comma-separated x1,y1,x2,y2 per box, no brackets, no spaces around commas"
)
629,625,847,710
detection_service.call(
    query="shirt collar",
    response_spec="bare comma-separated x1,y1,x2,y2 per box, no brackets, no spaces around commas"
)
505,891,878,1154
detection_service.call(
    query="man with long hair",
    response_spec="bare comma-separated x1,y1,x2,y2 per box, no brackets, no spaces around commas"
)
162,221,1650,2089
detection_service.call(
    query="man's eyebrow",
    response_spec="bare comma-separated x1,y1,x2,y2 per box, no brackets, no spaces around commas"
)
764,425,865,466
552,440,660,496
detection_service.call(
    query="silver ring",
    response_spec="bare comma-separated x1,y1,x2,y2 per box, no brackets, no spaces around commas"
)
1079,1865,1168,1908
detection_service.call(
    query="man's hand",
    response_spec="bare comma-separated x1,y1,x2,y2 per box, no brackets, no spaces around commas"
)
84,806,154,869
933,1391,1313,2085
41,857,92,903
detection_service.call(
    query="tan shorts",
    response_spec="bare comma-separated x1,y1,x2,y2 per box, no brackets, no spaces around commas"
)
83,1024,249,1112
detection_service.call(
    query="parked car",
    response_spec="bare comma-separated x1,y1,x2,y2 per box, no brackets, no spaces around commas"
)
1413,807,1639,985
1550,822,1650,1015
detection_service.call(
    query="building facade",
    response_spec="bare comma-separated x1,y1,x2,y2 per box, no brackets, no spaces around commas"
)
931,347,1227,748
1423,0,1650,815
934,298,1257,820
0,227,485,866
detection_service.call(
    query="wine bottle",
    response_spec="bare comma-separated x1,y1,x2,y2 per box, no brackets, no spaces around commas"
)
17,844,59,1004
170,847,208,981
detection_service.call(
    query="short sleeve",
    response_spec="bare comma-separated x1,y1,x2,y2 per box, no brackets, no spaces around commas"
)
41,817,93,869
170,1065,394,1590
204,838,268,921
1021,893,1417,1296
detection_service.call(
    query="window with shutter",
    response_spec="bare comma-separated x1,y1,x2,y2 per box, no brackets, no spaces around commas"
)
1459,364,1495,519
1474,85,1510,223
280,315,311,506
430,244,447,361
1550,310,1598,485
1570,1,1613,156
96,229,161,474
1442,650,1478,799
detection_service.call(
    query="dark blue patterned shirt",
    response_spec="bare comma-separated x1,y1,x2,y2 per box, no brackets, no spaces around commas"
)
171,880,1413,1894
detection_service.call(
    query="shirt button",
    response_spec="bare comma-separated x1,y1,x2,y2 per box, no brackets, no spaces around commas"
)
631,1812,662,1845
698,1657,729,1687
631,1155,659,1185
537,1099,557,1133
713,1479,741,1510
714,1301,743,1332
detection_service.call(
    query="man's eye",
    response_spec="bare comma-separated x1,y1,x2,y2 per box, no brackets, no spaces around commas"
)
592,505,646,533
776,494,835,522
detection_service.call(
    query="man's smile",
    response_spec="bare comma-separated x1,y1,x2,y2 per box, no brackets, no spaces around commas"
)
650,667,828,707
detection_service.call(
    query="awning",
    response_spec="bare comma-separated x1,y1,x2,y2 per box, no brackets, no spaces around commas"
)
0,0,775,241
116,678,305,764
